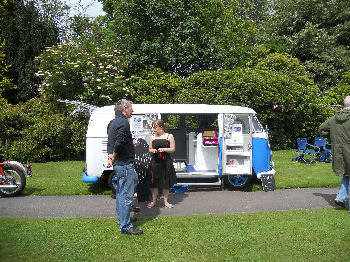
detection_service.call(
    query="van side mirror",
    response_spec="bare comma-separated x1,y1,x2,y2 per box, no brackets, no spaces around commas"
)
265,125,269,133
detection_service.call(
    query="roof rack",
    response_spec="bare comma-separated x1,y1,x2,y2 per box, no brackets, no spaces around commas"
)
57,99,99,117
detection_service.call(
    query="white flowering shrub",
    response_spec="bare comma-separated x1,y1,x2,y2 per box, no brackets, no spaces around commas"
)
35,41,131,105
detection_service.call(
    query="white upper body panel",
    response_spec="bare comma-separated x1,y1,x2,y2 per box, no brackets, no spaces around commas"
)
87,104,257,138
92,104,256,115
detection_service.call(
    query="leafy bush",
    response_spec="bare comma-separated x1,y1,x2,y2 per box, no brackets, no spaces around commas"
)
0,98,87,162
35,32,131,106
125,55,334,149
323,71,350,106
176,68,333,149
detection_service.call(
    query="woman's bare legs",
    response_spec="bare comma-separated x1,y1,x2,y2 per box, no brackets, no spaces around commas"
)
163,189,173,208
148,188,158,208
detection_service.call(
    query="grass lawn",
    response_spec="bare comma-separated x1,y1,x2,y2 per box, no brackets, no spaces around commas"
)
23,150,341,196
273,150,341,189
1,209,349,262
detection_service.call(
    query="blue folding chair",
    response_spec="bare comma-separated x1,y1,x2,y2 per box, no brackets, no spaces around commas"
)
314,137,331,163
292,138,320,164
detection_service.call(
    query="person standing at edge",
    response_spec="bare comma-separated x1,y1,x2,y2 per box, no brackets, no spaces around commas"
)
319,96,350,212
107,99,143,235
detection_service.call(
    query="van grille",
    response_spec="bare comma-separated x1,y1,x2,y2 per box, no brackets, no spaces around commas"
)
102,139,108,153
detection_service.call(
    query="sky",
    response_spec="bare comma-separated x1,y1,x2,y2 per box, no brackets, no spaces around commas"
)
66,0,105,17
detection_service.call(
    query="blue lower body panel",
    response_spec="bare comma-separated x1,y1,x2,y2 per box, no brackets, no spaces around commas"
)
82,171,99,183
252,138,272,174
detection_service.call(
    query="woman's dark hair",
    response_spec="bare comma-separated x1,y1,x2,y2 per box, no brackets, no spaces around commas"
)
152,119,166,131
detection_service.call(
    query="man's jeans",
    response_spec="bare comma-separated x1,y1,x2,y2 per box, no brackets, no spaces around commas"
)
335,175,349,210
113,162,138,232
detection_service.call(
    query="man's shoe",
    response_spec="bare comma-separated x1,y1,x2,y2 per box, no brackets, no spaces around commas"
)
335,199,346,208
130,217,137,222
122,227,143,235
132,206,141,212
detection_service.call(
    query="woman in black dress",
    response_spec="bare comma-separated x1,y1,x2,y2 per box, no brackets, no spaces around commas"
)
148,119,177,208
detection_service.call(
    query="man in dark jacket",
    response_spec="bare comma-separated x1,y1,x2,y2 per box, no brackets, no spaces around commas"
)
107,99,143,235
319,96,350,212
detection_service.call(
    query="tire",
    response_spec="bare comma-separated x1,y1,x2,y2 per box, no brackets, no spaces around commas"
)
0,165,26,197
224,174,252,189
107,171,117,194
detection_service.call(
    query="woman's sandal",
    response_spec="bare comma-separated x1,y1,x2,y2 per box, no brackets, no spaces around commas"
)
165,203,174,208
147,202,156,208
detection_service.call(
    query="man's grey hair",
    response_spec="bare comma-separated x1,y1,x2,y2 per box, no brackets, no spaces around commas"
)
343,96,350,109
114,99,132,114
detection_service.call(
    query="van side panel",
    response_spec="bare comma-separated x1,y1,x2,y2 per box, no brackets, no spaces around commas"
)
86,137,108,178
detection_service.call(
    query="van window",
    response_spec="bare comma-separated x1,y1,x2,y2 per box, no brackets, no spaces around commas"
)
130,113,158,135
252,116,264,133
224,114,250,138
162,114,218,131
234,115,250,134
165,115,181,129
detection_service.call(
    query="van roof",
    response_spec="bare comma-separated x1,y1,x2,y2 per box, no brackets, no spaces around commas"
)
93,104,256,115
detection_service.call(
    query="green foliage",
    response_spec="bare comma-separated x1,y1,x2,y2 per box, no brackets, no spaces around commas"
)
175,54,333,149
129,69,182,103
0,98,87,162
119,53,334,149
237,0,272,25
33,0,70,34
265,0,350,90
103,0,258,76
0,0,60,102
0,39,16,105
323,71,350,106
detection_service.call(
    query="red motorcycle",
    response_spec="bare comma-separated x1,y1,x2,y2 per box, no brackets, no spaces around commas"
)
0,155,32,197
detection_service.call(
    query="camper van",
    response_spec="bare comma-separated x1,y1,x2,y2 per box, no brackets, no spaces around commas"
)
82,103,275,191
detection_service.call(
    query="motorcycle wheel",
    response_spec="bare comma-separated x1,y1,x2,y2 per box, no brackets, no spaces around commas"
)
0,165,26,197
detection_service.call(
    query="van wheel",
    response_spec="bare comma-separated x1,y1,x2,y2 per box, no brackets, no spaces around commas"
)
107,172,117,193
224,175,252,189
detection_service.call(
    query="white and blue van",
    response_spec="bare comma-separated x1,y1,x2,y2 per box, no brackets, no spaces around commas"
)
82,103,275,191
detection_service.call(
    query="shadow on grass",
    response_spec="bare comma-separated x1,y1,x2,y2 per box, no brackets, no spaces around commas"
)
23,187,46,195
87,176,113,195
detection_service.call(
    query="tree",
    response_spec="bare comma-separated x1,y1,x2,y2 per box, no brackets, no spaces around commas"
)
0,40,16,105
0,0,60,102
237,0,272,25
102,0,258,77
33,0,70,40
265,0,350,90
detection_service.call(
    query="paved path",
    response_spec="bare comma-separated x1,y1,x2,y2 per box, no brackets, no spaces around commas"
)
0,187,342,218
